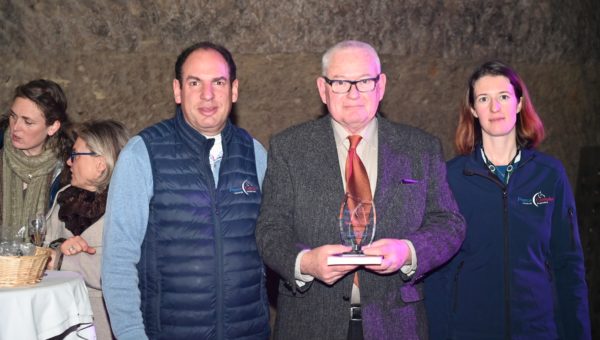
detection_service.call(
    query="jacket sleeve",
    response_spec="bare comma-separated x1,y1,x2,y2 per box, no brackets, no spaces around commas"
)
101,136,153,340
401,139,466,282
44,189,66,246
46,186,105,290
550,165,591,340
255,136,307,292
60,218,104,290
253,138,268,189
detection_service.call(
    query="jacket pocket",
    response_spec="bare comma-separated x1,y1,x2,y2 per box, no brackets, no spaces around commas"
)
568,207,576,250
544,260,553,282
452,261,465,312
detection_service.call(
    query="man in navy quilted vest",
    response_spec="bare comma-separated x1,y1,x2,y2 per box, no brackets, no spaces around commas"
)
101,42,270,340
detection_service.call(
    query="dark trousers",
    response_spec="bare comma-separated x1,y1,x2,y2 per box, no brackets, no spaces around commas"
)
347,305,363,340
347,319,363,340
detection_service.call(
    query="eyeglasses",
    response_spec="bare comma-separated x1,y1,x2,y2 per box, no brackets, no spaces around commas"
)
322,74,380,94
69,151,97,162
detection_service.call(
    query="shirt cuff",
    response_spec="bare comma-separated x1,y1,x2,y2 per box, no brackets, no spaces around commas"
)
295,249,314,287
400,239,417,276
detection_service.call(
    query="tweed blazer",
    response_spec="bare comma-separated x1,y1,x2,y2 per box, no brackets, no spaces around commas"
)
256,115,465,340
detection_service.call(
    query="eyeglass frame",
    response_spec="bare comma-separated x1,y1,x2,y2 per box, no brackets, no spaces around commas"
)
322,74,381,94
69,151,97,163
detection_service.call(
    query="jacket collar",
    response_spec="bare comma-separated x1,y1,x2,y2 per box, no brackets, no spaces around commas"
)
463,144,537,175
174,106,233,152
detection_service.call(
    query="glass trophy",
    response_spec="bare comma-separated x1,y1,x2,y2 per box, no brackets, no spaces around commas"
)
327,194,382,265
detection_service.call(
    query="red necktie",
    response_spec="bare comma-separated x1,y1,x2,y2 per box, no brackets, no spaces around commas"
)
345,135,372,286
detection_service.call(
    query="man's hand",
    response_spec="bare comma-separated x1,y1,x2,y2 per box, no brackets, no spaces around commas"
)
363,238,411,274
60,236,96,256
300,244,358,285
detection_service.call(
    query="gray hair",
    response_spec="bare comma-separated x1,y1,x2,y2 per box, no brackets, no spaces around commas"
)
321,40,381,76
75,120,130,192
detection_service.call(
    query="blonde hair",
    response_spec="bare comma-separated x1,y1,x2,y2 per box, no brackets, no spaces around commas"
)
75,120,129,192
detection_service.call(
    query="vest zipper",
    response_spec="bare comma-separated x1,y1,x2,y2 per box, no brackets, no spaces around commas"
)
214,192,224,340
206,149,224,340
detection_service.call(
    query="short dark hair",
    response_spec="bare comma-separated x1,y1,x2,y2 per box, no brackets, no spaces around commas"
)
174,42,237,84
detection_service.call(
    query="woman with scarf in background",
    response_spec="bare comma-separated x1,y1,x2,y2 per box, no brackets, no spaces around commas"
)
0,79,72,240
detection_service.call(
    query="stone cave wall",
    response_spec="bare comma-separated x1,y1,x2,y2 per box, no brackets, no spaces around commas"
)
1,0,599,335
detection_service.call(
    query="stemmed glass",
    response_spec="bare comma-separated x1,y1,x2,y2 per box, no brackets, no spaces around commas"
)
28,213,47,247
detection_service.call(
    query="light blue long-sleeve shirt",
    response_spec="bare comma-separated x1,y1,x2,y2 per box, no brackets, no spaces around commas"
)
101,135,267,340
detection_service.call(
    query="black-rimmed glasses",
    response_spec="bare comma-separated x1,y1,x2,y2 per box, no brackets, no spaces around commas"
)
322,74,380,94
69,151,97,162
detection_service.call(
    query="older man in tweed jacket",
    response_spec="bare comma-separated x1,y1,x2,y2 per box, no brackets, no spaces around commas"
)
256,40,465,340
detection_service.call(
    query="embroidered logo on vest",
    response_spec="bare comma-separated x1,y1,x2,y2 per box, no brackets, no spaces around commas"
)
230,179,259,195
517,191,555,207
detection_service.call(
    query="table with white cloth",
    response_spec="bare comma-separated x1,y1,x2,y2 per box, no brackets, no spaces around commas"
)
0,270,96,340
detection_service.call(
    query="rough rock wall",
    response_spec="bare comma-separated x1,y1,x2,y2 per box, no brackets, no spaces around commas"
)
1,1,598,183
1,0,599,333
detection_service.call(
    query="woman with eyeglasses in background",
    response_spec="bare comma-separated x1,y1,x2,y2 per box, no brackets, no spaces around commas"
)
45,119,129,340
424,61,590,339
0,79,72,240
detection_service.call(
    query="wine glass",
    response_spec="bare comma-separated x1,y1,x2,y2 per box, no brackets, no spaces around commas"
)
339,194,376,254
29,213,47,247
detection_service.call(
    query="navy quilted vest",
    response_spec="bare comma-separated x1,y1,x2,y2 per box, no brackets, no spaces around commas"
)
138,109,269,339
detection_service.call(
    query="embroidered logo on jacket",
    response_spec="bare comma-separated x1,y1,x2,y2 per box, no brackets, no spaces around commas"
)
230,179,259,195
517,191,555,207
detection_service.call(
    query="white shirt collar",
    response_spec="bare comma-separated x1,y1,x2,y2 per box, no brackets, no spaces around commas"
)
331,117,378,150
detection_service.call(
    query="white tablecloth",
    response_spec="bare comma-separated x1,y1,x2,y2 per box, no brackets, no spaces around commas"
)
0,270,96,340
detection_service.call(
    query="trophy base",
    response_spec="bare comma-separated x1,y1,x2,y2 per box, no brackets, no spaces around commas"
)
327,253,383,265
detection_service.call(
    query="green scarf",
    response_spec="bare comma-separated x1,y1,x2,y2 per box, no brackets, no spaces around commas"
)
2,132,60,239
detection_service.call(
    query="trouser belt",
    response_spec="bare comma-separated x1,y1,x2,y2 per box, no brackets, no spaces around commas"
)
350,305,362,321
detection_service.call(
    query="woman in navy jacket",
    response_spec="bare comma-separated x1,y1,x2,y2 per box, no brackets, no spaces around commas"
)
425,61,590,339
